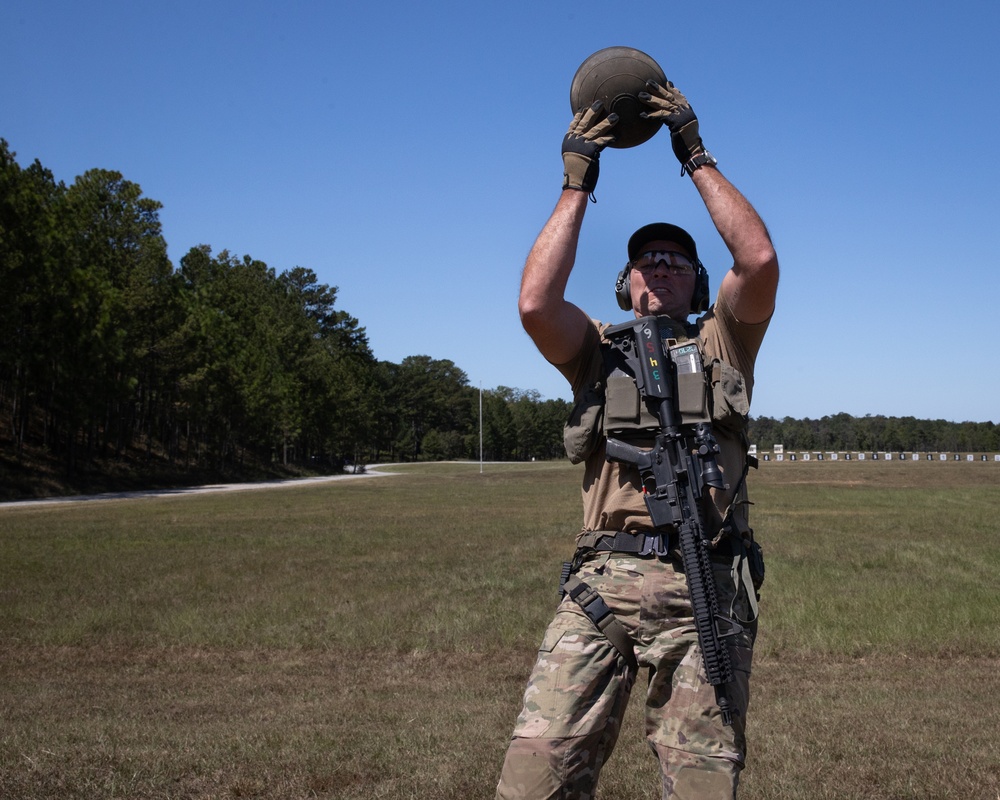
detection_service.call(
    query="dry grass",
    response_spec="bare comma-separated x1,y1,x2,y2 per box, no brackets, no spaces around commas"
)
1,460,998,798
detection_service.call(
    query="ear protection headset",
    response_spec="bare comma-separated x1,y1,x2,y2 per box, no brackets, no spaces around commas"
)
615,222,711,315
615,260,710,313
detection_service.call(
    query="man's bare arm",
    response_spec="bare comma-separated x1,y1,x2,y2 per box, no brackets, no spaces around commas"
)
640,80,779,325
692,167,778,324
519,103,619,365
518,189,593,365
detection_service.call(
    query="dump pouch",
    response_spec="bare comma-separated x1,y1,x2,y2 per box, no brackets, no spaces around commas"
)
747,537,765,591
709,358,750,436
563,380,604,464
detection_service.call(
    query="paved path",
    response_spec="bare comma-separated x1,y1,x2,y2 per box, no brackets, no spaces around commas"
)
0,466,396,508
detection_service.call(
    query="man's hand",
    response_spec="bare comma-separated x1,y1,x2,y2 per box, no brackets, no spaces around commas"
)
562,101,618,193
639,80,705,168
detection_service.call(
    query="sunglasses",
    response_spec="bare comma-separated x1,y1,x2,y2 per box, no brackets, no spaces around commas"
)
630,250,696,275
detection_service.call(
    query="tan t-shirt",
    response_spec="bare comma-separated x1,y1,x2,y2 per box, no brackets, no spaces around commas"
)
555,291,770,537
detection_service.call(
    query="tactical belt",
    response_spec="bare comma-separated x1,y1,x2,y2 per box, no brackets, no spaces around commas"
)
577,529,744,565
576,529,679,559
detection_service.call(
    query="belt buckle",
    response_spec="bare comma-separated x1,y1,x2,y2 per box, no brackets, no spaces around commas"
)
638,533,669,557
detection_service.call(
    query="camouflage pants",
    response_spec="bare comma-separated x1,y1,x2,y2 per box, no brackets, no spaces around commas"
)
496,551,756,800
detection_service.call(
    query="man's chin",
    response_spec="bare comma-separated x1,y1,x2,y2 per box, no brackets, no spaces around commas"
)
644,301,685,320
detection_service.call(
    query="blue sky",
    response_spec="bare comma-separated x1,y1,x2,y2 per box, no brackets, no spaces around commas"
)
4,0,999,423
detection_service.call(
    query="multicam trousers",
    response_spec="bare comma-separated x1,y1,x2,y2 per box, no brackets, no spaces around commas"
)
496,550,756,800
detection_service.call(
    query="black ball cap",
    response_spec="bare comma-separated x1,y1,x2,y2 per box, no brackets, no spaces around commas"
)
627,222,699,262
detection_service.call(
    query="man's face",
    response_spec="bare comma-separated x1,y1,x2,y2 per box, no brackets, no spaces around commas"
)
628,239,697,320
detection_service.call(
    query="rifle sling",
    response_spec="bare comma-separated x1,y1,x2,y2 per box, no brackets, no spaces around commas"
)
733,551,760,624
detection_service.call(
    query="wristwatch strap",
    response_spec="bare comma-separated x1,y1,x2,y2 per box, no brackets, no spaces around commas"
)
681,150,718,176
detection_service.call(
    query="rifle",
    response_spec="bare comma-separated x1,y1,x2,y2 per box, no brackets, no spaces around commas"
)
603,315,742,726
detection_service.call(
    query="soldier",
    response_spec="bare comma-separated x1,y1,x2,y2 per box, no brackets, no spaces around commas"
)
496,79,779,799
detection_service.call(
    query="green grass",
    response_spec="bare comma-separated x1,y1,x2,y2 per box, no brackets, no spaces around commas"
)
1,460,999,798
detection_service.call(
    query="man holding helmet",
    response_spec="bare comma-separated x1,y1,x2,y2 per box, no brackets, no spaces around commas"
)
496,78,779,799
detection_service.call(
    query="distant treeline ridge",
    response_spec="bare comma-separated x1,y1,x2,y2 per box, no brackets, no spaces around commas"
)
0,139,568,480
3,140,997,489
748,413,998,454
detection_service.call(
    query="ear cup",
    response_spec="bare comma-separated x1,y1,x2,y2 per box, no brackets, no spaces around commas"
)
615,268,632,310
691,264,710,314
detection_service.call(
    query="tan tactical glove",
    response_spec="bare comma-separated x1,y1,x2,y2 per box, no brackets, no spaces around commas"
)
562,101,618,194
639,80,707,170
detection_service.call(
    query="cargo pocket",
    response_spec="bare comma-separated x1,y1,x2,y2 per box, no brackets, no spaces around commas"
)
539,625,566,654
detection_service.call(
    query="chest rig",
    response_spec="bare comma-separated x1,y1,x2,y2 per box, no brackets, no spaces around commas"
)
600,315,726,525
601,316,712,447
563,316,734,466
591,316,757,539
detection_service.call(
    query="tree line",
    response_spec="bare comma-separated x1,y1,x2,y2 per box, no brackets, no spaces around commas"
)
3,140,997,493
748,413,999,454
0,139,569,483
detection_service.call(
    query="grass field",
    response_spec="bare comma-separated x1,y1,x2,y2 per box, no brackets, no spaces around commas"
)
1,460,999,799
